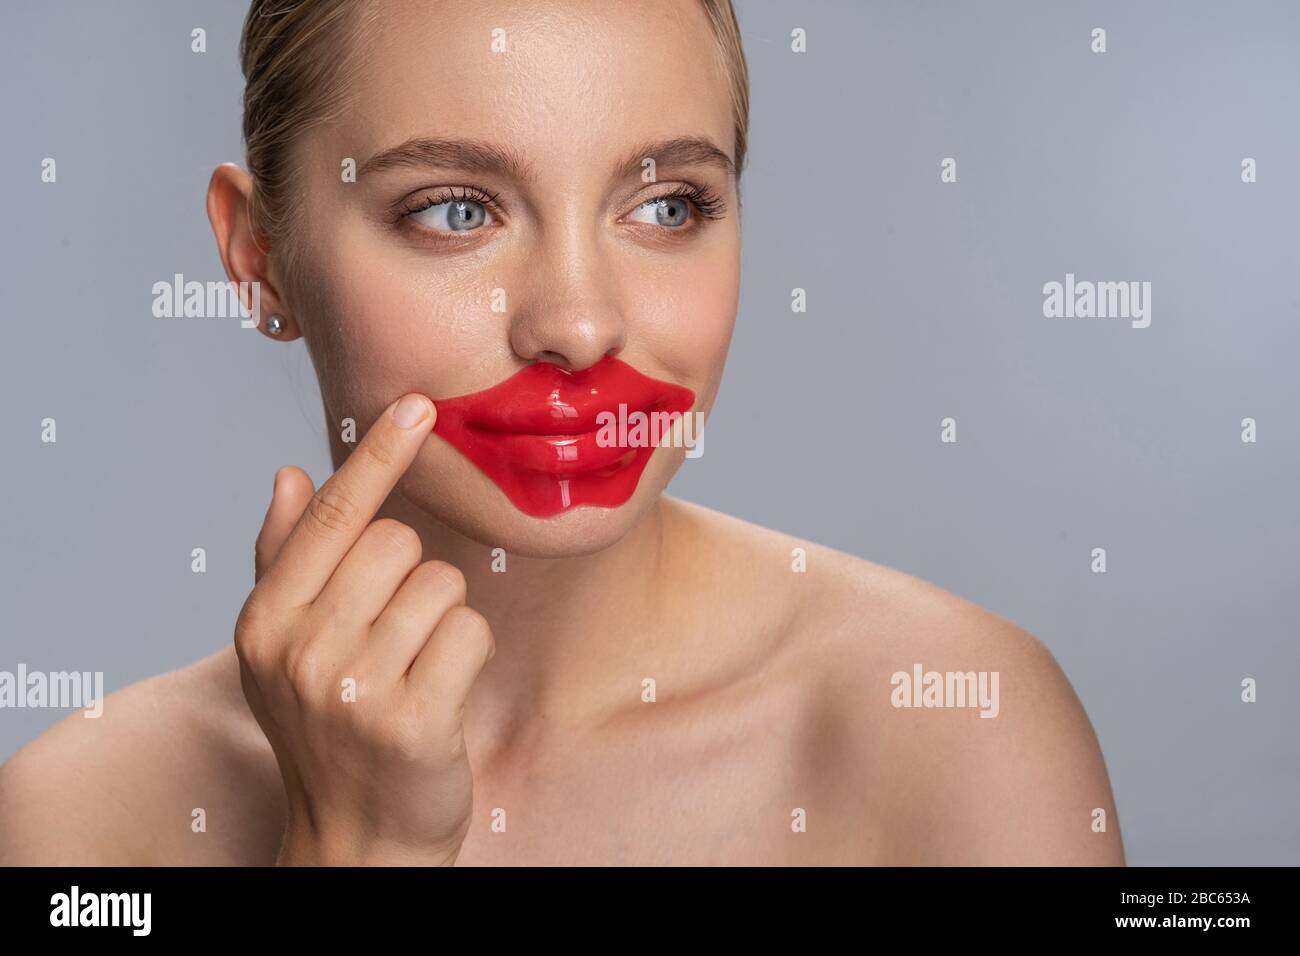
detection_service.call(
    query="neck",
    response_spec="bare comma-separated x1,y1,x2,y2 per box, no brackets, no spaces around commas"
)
377,489,686,743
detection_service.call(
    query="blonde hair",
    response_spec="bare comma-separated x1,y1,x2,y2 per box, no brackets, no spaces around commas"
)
239,0,749,255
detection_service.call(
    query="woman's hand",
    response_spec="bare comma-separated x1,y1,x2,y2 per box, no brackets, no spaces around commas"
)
234,393,494,866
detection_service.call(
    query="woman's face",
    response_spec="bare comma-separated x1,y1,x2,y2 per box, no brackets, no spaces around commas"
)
282,0,740,557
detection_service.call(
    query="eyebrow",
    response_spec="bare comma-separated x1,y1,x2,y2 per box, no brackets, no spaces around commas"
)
358,135,735,183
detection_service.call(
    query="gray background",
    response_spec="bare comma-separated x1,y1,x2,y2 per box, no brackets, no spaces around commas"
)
1,1,1296,865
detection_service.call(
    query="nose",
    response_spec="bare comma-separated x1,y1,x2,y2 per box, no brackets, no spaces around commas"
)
507,236,626,371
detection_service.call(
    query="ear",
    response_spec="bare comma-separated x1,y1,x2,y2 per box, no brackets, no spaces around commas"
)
205,163,301,340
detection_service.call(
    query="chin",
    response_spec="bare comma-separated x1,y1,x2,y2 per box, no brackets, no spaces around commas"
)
397,440,684,559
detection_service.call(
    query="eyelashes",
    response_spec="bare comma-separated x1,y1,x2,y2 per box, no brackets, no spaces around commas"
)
395,184,503,221
641,182,728,221
391,180,728,241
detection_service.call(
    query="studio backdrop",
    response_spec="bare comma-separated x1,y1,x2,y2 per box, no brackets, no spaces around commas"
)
1,0,1297,865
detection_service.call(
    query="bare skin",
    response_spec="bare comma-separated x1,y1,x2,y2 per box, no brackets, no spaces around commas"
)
0,0,1124,866
0,485,1123,865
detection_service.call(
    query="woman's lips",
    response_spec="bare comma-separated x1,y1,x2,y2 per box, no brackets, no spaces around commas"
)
431,356,695,517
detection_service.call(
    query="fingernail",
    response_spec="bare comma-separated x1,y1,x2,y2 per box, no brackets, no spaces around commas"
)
393,394,432,429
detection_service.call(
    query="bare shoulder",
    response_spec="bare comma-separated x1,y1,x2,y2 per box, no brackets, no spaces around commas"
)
669,498,1126,865
0,646,283,865
799,540,1125,864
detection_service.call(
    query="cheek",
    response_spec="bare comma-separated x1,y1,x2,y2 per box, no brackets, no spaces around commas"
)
298,236,502,418
636,237,740,413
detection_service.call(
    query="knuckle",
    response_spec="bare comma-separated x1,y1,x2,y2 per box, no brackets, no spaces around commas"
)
393,700,461,764
432,710,468,758
305,487,358,540
421,560,466,598
445,604,488,631
283,638,329,691
233,628,262,670
234,594,272,656
358,434,399,471
369,518,422,558
444,727,467,761
443,605,492,648
384,710,430,762
234,595,262,636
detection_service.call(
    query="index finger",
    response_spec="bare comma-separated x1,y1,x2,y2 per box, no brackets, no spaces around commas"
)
257,392,435,608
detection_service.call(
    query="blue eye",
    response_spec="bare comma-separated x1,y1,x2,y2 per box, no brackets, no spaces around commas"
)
399,185,501,235
408,198,493,232
627,196,692,228
625,184,728,227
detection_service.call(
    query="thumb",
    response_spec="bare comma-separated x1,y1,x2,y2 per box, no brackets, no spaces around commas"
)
255,466,315,582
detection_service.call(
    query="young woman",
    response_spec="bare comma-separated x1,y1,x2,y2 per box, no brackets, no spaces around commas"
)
0,0,1124,866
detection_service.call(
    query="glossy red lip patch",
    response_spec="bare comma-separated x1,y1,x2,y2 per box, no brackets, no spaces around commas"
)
431,356,695,517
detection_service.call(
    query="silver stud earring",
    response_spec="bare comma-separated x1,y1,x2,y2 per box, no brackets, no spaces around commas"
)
265,314,286,336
